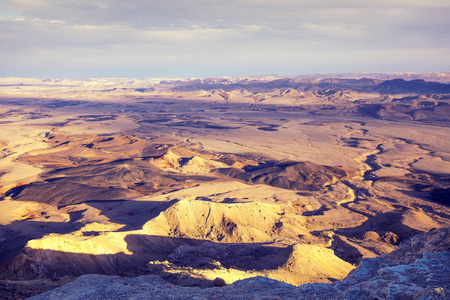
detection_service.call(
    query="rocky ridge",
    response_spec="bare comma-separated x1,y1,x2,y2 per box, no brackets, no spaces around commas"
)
1,74,449,299
27,228,449,300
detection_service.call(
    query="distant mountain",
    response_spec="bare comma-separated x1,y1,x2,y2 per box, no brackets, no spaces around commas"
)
157,77,450,95
374,79,450,94
1,75,450,108
295,72,450,83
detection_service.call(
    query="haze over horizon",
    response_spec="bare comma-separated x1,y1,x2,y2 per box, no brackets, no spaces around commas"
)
1,0,449,79
1,4,450,298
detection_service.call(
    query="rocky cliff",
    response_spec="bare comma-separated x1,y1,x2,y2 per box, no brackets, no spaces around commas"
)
28,227,449,300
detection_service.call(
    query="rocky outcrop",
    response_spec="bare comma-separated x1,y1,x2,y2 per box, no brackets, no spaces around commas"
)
217,161,354,192
28,227,449,300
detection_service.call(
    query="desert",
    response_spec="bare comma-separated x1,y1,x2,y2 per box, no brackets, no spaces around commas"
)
0,74,449,299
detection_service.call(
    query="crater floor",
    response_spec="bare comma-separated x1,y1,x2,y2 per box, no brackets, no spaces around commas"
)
0,77,449,298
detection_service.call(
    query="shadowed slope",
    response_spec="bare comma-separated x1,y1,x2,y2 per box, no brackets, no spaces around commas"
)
217,161,355,191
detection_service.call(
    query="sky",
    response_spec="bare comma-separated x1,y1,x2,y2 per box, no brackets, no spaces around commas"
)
1,0,449,79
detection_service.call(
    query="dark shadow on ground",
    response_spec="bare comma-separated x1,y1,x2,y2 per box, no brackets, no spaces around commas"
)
0,234,293,287
335,210,421,241
5,158,220,206
125,234,293,271
84,199,179,231
0,217,84,269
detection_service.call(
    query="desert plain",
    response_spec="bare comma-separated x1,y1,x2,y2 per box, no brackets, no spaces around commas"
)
0,74,449,298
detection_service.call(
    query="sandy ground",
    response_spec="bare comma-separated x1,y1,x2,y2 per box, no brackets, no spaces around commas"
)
0,124,49,194
0,79,449,297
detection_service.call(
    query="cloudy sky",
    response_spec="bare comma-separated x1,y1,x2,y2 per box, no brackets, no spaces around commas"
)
1,0,449,78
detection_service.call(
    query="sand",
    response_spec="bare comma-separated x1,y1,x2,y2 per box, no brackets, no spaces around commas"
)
0,76,449,296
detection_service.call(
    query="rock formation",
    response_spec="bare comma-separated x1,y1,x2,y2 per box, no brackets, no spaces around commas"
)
0,74,449,299
26,228,449,300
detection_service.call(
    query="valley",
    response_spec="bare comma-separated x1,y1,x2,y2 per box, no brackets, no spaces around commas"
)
0,75,449,299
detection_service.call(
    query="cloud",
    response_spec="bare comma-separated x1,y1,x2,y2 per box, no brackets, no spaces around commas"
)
1,0,449,78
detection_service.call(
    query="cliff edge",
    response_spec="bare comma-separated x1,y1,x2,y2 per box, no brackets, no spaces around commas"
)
27,227,449,300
